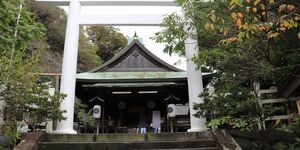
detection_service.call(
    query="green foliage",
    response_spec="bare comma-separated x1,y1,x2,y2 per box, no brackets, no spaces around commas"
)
155,0,300,130
207,116,249,130
273,117,300,150
1,119,20,148
1,53,66,132
0,0,44,54
0,0,65,146
195,87,283,130
78,33,101,71
85,26,128,62
152,13,186,56
26,0,66,53
27,1,128,71
22,84,66,132
75,98,94,126
27,0,103,72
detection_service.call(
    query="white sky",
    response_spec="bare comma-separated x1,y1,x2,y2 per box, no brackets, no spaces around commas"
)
62,5,187,70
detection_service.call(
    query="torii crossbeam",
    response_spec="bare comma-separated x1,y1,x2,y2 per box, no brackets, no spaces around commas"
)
36,0,177,6
36,0,206,134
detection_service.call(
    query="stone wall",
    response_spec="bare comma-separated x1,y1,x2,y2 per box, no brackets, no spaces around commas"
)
230,129,297,150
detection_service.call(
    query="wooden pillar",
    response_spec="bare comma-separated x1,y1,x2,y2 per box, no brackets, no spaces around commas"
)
297,98,300,116
102,102,105,133
55,75,60,92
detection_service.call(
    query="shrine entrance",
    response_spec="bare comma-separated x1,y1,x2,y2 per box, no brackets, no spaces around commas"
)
37,0,207,134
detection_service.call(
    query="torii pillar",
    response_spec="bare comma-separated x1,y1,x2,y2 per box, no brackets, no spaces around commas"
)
183,11,207,132
185,37,207,132
56,0,81,134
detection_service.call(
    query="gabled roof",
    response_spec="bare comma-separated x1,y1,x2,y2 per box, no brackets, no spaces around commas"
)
89,39,183,72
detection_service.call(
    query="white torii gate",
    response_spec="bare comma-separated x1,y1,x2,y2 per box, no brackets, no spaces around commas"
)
36,0,206,134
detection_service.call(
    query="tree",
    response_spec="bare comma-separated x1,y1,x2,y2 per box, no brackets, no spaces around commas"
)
77,32,101,72
26,0,67,53
85,26,128,62
1,55,66,132
26,1,128,71
0,0,65,147
26,0,102,72
154,0,300,132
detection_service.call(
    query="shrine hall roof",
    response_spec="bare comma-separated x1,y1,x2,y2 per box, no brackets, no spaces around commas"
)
88,39,183,72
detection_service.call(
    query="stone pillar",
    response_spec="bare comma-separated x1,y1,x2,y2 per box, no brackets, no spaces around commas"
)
55,0,81,134
183,11,207,132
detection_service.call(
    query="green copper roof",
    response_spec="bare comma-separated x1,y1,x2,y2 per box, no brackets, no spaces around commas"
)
83,82,185,88
76,72,212,81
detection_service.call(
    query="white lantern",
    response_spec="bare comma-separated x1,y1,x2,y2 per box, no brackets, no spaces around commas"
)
167,104,176,118
93,105,101,119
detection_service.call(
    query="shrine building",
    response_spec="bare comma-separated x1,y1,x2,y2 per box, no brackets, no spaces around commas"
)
75,39,212,133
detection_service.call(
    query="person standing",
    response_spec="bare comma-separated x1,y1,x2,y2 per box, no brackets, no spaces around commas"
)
139,114,147,134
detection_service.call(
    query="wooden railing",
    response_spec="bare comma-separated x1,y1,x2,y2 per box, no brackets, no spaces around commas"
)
259,88,298,129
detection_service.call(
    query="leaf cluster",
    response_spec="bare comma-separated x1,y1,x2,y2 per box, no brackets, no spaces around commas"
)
0,0,44,54
152,13,186,56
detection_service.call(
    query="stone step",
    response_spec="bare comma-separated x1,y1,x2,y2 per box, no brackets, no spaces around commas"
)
38,139,218,150
134,148,223,150
43,132,214,142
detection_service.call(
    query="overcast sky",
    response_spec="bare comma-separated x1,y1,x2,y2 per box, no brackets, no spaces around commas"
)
61,5,187,70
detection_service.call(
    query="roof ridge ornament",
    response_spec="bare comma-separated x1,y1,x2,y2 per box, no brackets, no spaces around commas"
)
128,32,144,44
133,31,138,40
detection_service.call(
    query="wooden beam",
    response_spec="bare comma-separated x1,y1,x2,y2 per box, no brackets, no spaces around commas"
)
79,15,165,26
36,0,177,6
282,77,300,98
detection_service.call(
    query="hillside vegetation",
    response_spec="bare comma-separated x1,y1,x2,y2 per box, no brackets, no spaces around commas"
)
26,0,127,72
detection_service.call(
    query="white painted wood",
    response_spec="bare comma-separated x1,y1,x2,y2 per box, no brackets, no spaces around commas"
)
266,115,293,121
182,10,207,132
260,89,278,94
79,15,164,26
54,0,81,134
261,98,290,104
36,0,177,6
46,88,55,133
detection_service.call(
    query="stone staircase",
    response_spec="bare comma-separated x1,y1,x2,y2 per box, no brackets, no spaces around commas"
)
38,131,223,150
